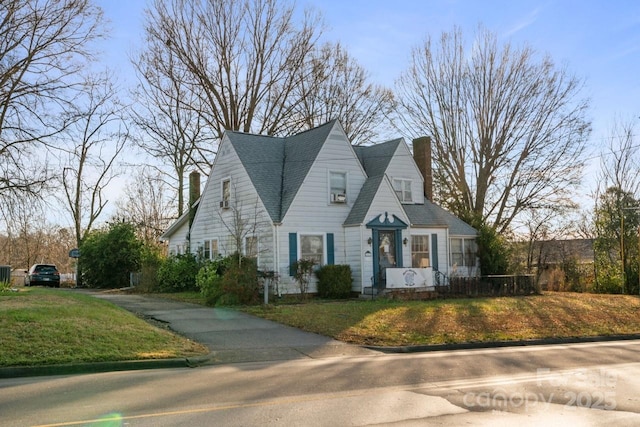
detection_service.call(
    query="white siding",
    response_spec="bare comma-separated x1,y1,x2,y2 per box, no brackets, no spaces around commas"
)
276,123,368,293
386,140,425,204
363,177,410,226
190,135,275,271
166,220,190,255
408,227,448,274
344,226,366,291
283,124,367,229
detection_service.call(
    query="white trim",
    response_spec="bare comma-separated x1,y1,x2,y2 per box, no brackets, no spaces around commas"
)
221,177,231,205
298,232,328,265
328,170,348,204
392,177,413,203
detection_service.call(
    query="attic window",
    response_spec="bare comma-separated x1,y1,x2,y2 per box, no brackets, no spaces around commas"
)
221,178,231,208
329,171,347,204
393,178,412,203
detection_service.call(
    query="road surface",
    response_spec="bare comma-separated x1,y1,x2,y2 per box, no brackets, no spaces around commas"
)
2,339,640,426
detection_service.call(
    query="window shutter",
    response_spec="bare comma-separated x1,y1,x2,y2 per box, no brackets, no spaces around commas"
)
431,234,439,270
289,233,297,276
327,233,334,265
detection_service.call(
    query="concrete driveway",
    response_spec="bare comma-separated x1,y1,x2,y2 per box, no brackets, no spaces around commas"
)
90,291,378,364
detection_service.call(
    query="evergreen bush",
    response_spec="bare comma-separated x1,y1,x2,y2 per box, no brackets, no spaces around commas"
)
315,264,353,299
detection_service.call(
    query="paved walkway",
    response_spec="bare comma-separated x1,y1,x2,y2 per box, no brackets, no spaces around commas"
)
91,292,378,365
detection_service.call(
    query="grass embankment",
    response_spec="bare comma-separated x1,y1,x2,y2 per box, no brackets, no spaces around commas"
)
0,288,208,367
243,292,640,346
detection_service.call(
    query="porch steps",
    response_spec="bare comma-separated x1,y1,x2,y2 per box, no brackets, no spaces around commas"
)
359,287,380,299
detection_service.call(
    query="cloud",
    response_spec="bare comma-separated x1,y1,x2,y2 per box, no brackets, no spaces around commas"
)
503,8,540,38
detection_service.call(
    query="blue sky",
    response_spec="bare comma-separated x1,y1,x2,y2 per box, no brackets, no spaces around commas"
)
96,0,640,206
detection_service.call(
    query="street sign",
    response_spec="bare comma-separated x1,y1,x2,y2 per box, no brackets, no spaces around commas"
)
69,248,80,258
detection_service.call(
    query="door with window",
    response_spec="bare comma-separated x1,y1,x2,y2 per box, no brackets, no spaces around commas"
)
377,230,396,287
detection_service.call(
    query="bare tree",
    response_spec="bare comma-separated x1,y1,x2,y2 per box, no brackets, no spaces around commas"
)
592,117,640,293
596,116,640,199
60,72,128,250
142,0,323,139
130,32,214,217
396,27,590,233
0,199,75,272
114,168,175,246
0,0,105,200
296,42,395,145
218,183,270,265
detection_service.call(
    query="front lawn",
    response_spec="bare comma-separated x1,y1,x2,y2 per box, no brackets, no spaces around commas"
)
242,292,640,346
0,288,208,367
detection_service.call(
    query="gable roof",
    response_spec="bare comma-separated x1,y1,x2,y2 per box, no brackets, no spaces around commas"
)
159,199,199,241
344,175,385,226
226,120,336,223
353,139,401,177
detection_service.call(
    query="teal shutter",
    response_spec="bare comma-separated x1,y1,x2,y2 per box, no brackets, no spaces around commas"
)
431,234,439,270
327,233,334,265
289,233,297,276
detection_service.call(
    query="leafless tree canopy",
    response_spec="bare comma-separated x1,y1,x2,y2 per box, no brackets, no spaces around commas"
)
60,72,128,247
596,116,640,199
396,27,590,233
143,0,323,139
131,39,213,217
296,42,395,145
0,0,105,199
114,168,175,246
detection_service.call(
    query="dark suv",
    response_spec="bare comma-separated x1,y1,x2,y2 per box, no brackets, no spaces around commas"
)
25,264,60,287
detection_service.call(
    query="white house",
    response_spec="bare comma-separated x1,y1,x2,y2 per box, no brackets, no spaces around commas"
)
160,120,479,294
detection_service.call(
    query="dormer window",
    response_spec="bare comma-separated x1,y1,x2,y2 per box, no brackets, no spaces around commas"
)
393,178,413,203
329,171,347,204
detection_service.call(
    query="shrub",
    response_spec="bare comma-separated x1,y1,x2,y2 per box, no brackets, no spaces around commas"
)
196,254,259,306
315,264,353,299
137,245,164,292
290,258,316,298
79,222,143,288
156,253,200,292
196,260,224,305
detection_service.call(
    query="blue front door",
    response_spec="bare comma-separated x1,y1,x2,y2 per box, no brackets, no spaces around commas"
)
377,230,396,287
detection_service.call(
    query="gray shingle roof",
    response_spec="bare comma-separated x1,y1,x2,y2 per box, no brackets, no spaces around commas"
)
353,139,401,177
403,201,478,235
344,175,385,226
226,120,336,222
225,120,476,237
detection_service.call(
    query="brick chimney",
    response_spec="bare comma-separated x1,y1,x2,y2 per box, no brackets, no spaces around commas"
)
412,137,433,201
188,171,200,227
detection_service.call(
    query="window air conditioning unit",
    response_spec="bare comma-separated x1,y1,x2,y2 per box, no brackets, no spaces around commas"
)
332,193,346,203
220,200,230,209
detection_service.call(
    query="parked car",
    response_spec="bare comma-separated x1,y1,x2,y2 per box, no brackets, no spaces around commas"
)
24,264,60,287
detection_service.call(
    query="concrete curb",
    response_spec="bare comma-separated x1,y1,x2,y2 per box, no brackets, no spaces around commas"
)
364,334,640,353
0,353,216,379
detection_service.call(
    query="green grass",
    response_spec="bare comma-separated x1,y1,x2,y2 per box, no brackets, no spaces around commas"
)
242,292,640,346
0,288,208,367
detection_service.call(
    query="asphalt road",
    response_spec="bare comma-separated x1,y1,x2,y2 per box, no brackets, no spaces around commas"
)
2,339,640,426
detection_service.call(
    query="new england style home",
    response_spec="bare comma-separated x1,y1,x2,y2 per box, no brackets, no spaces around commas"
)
160,120,479,294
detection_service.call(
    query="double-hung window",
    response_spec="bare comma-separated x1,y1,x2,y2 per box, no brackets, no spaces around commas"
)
450,238,477,267
300,234,324,265
393,178,412,202
221,179,231,208
411,235,430,268
203,240,211,259
329,171,347,203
